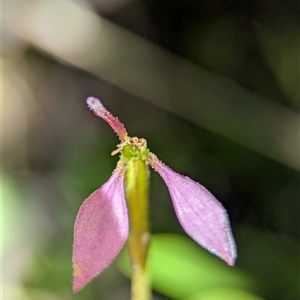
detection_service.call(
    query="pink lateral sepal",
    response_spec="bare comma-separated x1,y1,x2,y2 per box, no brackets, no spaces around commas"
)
149,154,236,266
72,162,128,292
86,97,128,141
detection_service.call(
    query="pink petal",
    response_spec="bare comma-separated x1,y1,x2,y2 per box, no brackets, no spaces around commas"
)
72,164,128,292
149,155,236,266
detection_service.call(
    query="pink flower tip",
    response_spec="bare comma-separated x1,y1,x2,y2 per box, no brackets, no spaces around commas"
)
86,97,106,115
86,97,128,141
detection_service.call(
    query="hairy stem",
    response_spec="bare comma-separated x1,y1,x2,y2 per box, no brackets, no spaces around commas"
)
125,158,151,300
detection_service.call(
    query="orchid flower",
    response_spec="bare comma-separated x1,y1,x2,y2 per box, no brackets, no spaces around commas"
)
72,97,236,298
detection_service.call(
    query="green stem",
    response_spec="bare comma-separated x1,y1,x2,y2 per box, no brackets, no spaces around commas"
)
125,158,151,300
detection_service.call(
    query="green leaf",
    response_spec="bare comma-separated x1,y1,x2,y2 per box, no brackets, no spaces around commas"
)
118,234,258,299
186,287,265,300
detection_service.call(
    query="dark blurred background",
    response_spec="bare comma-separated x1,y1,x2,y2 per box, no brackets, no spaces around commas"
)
3,0,299,299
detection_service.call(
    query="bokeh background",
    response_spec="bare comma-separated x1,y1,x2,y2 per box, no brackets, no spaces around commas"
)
3,0,299,299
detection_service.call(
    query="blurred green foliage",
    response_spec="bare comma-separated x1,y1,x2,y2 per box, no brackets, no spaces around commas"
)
118,234,259,299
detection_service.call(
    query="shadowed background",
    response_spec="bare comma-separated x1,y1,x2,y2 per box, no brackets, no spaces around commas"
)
3,0,299,299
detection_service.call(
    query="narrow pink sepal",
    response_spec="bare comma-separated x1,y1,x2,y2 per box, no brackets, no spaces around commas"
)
86,97,128,141
72,164,128,292
150,156,236,266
